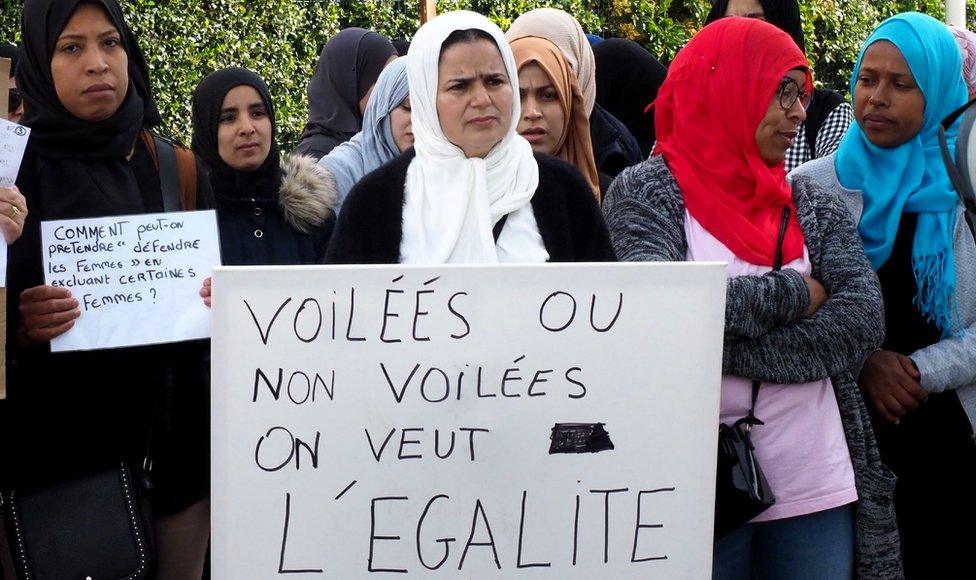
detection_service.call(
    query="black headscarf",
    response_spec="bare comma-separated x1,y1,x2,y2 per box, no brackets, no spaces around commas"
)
593,39,667,158
191,67,281,202
0,43,19,77
298,28,396,148
392,38,410,57
17,0,161,219
705,0,805,53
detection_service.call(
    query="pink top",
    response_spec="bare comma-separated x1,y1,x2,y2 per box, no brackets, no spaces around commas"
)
685,211,857,522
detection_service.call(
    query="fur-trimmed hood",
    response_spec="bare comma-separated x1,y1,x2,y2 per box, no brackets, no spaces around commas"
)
278,154,338,233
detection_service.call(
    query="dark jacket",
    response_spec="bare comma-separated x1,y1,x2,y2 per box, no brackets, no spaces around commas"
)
325,149,616,264
2,136,216,516
589,103,643,179
216,154,338,265
603,156,901,579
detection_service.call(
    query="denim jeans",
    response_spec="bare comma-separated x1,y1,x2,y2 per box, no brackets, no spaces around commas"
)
713,504,855,580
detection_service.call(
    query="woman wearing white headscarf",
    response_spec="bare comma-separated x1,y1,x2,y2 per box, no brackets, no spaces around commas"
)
318,56,412,209
325,10,614,265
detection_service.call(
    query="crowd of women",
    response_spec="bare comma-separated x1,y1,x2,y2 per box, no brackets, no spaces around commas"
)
0,0,973,578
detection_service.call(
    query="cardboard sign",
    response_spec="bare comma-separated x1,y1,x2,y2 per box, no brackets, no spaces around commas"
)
211,263,727,578
41,210,220,351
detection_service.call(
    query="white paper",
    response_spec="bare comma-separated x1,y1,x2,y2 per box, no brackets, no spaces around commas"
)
0,237,6,287
42,210,221,352
211,263,727,578
0,117,30,188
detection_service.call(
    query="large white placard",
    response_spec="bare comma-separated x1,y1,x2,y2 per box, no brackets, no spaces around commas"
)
211,263,726,579
42,210,220,352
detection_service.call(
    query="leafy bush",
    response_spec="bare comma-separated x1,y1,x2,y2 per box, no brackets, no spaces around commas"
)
0,0,973,148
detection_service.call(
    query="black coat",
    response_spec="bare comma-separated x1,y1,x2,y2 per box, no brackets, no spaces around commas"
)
216,154,338,265
590,103,644,178
2,136,215,515
325,149,616,264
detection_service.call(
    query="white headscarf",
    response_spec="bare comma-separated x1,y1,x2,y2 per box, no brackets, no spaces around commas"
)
506,8,597,114
401,10,546,264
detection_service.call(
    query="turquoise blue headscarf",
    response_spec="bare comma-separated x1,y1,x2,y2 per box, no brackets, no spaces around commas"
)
318,56,409,208
835,12,967,335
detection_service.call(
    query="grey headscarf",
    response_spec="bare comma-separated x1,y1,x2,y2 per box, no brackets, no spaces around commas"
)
318,56,409,207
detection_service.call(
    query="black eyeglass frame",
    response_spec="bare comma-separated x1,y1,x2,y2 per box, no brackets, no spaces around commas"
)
937,96,976,246
776,78,812,112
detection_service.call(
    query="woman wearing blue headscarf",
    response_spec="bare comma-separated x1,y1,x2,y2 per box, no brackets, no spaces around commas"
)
318,56,412,209
791,13,976,576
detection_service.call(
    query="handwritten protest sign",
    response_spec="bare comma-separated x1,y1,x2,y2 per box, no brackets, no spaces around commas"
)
0,117,30,189
42,210,220,352
211,263,726,578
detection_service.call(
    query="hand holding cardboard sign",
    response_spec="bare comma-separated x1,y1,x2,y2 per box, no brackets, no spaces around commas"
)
0,185,27,244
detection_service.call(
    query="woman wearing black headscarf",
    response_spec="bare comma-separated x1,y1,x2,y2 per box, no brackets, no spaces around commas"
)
705,0,853,172
593,39,667,159
294,28,397,160
1,0,215,576
192,67,336,272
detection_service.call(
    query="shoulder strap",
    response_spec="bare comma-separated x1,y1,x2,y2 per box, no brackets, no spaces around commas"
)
154,135,180,212
747,205,793,418
172,143,198,211
140,131,198,212
804,90,845,155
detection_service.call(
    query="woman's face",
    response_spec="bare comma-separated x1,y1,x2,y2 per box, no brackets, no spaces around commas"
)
217,85,273,172
853,40,925,148
754,68,808,165
724,0,765,19
436,38,513,158
516,63,565,155
50,3,129,122
389,95,414,152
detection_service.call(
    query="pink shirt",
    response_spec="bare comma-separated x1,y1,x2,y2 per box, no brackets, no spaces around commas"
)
685,211,857,522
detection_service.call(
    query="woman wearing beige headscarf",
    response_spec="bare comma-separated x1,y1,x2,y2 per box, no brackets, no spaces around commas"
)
511,36,602,199
507,7,642,179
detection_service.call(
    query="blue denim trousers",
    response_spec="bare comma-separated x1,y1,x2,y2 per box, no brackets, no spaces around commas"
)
712,504,855,580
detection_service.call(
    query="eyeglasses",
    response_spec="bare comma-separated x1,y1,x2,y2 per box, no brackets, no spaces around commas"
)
777,78,812,111
8,87,21,114
938,97,976,245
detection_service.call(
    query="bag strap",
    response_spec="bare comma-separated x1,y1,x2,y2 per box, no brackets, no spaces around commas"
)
745,205,792,424
137,130,198,212
493,213,509,243
154,135,181,213
937,98,976,247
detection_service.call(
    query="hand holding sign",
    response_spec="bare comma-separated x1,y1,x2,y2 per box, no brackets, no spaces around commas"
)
41,209,221,351
17,285,80,346
0,185,27,244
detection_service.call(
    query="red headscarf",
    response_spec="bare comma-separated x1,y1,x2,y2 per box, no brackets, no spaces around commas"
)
654,17,810,266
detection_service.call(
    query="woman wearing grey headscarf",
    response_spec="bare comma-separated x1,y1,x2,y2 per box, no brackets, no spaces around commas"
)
318,56,411,209
294,28,397,160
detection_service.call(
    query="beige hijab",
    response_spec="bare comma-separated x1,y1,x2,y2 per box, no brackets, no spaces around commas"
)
511,36,600,199
506,8,597,114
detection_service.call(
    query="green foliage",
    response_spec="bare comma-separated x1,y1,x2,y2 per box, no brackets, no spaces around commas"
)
0,0,974,148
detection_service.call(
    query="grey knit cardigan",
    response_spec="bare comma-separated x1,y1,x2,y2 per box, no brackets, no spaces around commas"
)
603,155,902,579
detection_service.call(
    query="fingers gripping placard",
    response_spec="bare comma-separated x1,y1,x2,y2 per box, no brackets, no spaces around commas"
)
211,263,726,578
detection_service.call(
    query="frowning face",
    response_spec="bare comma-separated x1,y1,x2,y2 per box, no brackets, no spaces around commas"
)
436,38,513,158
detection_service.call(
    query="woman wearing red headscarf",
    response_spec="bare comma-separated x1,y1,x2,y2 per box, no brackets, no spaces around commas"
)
603,18,899,579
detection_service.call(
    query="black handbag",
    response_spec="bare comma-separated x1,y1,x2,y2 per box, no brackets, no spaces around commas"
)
714,205,792,538
2,462,155,579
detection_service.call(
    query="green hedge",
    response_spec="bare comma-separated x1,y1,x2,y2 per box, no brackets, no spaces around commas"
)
0,0,974,149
